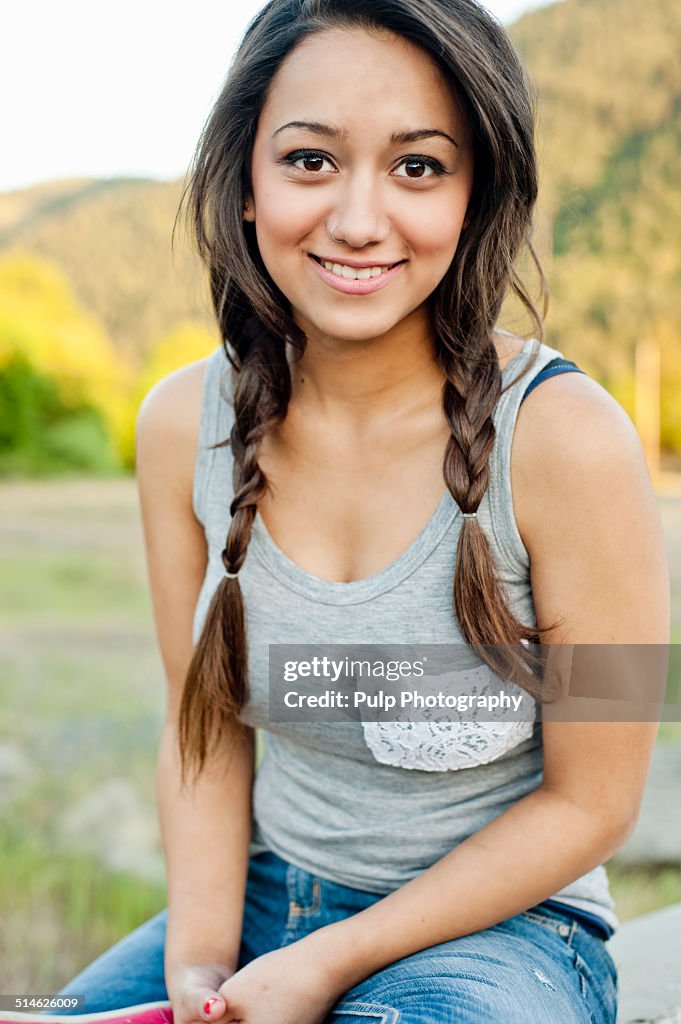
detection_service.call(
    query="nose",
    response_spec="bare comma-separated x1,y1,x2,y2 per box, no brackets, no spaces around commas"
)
327,174,391,248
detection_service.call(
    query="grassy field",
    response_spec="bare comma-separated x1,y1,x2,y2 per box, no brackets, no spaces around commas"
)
1,477,680,993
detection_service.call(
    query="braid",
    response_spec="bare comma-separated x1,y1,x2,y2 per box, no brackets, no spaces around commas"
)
440,335,564,699
178,323,290,788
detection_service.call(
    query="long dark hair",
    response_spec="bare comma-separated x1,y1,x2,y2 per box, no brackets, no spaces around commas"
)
175,0,563,786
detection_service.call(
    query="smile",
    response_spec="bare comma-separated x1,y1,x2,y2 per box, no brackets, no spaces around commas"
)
310,254,401,279
308,253,406,295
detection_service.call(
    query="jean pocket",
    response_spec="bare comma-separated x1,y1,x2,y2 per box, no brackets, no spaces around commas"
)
572,929,619,1022
285,864,322,918
602,942,618,989
519,911,618,1023
571,945,618,1024
328,1000,400,1023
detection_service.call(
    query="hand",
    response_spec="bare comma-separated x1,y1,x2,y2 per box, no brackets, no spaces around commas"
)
165,961,238,1024
213,943,342,1024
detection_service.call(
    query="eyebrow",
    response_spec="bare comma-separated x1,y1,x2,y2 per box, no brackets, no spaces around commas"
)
271,120,459,148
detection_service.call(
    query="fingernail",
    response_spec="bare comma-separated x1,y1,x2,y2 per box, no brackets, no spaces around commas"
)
204,998,219,1016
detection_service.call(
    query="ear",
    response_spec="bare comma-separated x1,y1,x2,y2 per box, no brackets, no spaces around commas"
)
243,196,255,223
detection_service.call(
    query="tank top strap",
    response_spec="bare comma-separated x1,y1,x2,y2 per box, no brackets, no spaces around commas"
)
519,356,585,406
487,340,581,576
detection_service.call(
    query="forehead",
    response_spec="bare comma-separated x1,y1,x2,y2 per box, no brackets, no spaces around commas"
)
259,26,466,137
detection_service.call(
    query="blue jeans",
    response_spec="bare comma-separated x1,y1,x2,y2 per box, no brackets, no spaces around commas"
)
56,849,618,1023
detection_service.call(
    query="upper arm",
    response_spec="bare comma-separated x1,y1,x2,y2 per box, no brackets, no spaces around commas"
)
511,371,670,834
135,357,210,722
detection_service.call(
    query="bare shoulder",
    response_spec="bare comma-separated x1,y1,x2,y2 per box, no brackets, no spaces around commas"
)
135,356,215,703
135,356,211,502
511,370,650,549
512,369,645,489
510,370,669,641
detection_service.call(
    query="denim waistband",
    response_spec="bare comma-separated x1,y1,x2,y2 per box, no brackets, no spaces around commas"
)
252,849,612,943
539,899,612,941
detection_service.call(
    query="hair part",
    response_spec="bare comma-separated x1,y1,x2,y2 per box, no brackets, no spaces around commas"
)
174,0,563,788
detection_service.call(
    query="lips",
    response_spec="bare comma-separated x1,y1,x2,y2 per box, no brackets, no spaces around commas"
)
307,252,406,295
309,253,404,270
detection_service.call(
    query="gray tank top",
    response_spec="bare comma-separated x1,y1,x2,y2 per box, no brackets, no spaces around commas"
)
191,338,619,933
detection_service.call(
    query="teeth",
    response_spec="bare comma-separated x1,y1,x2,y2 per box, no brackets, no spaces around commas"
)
321,259,394,280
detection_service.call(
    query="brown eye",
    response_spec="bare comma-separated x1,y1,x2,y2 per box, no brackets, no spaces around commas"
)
282,150,334,173
404,160,428,178
393,156,445,180
301,155,324,172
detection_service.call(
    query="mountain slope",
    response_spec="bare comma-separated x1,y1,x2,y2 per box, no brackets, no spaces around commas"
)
0,178,214,365
0,0,678,420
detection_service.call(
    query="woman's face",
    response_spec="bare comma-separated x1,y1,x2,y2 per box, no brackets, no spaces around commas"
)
245,26,474,346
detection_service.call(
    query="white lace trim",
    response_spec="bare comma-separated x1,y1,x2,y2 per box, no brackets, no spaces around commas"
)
360,664,536,772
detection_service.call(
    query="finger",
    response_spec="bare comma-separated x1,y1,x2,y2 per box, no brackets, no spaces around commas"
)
199,993,226,1021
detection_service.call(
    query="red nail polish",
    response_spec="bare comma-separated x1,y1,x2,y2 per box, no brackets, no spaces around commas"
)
204,998,219,1016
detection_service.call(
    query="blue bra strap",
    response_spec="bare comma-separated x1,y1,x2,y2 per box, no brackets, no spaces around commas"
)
519,357,585,406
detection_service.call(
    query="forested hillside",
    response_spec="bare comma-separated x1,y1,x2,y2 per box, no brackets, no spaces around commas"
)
512,0,681,448
0,178,213,364
1,0,679,468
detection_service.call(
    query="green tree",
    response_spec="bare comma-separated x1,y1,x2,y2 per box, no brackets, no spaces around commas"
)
0,352,118,475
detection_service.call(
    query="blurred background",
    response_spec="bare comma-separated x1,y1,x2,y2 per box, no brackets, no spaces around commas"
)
1,0,680,994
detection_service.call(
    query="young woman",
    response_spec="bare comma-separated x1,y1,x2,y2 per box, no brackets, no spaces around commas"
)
50,1,669,1022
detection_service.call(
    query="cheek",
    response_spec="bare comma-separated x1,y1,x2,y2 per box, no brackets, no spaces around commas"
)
251,189,316,297
254,180,322,248
398,205,465,262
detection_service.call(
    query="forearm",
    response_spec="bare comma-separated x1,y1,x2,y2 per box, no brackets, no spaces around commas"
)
158,719,255,974
303,785,630,993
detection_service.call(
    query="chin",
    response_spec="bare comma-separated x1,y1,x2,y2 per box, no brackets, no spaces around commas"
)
316,321,398,344
308,307,403,338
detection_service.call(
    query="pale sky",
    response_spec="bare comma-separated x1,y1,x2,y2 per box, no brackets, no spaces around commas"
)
1,0,556,194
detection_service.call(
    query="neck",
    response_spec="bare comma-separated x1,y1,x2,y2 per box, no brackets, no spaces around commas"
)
287,307,445,428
